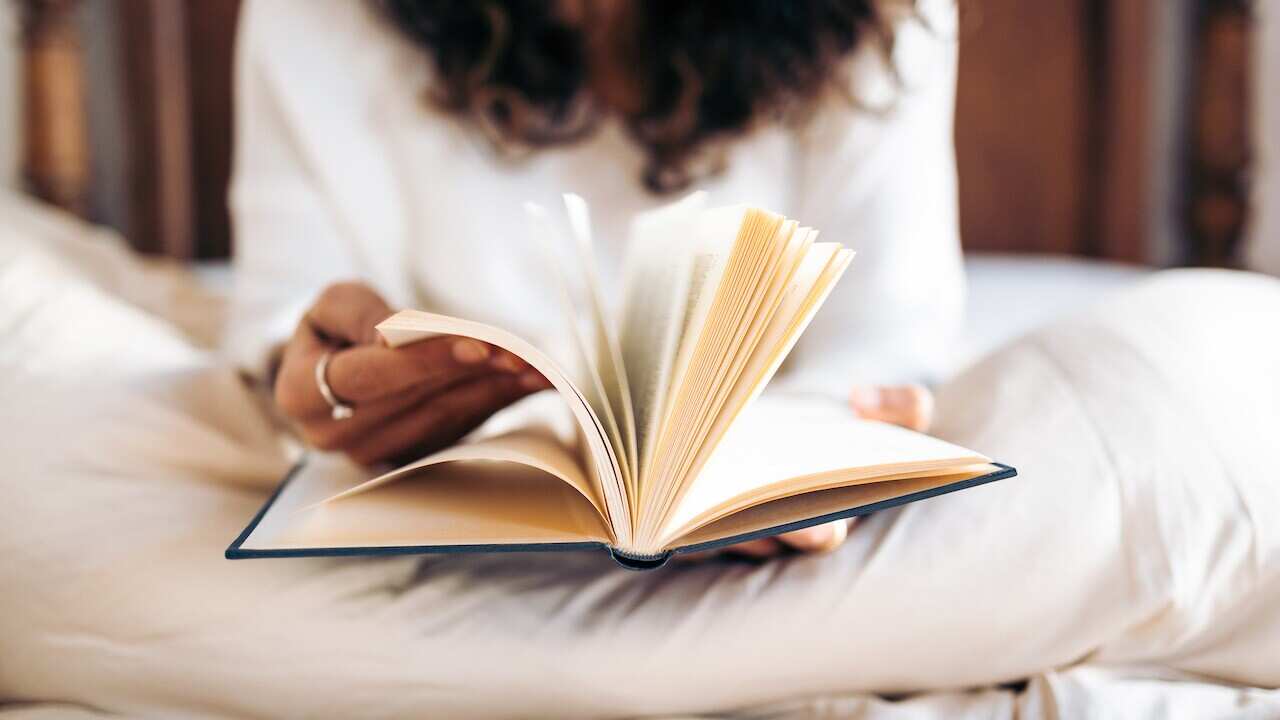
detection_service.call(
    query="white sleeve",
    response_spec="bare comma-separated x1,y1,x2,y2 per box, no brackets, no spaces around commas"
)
227,0,426,376
782,0,965,393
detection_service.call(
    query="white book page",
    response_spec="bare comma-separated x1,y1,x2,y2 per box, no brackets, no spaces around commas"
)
663,205,748,404
376,310,632,543
618,192,706,481
316,427,603,521
525,202,633,490
671,465,997,549
274,460,611,550
562,194,639,491
653,220,810,516
634,206,745,530
660,394,989,545
639,207,784,541
668,243,850,502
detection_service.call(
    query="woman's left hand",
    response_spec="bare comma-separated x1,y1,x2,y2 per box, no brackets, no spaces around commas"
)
718,383,935,559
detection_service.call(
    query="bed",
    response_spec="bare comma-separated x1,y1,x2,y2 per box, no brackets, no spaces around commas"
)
12,190,1275,720
5,1,1276,717
5,191,1280,717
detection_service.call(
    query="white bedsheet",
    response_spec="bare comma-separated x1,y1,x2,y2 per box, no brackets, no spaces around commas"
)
2,194,1278,718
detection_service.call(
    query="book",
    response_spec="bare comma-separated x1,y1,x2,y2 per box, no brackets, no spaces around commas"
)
228,193,1015,569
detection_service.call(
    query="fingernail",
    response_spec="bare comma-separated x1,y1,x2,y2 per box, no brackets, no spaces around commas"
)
848,386,883,413
519,371,550,391
880,387,916,411
452,339,490,364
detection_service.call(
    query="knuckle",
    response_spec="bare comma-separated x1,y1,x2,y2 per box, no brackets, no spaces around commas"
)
314,283,355,317
314,284,345,309
320,281,377,309
339,361,380,400
301,425,344,451
347,448,378,467
274,380,307,418
320,280,357,301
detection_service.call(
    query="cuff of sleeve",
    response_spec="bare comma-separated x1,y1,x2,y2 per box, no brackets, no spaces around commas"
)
221,295,313,382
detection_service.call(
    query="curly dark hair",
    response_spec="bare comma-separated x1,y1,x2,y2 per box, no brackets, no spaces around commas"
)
377,0,897,192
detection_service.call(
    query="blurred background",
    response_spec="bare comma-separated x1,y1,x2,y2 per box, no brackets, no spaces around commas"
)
0,0,1274,274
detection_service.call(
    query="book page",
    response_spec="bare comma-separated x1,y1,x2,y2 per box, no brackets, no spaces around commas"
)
666,244,852,508
525,202,633,494
562,194,639,493
618,192,705,484
267,459,612,550
647,220,811,529
663,205,753,405
238,454,370,551
639,207,789,541
316,427,604,521
635,206,757,539
377,310,632,543
670,465,997,550
658,394,990,546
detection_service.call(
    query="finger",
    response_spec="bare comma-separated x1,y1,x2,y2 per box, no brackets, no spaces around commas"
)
273,320,339,419
306,282,394,346
279,331,546,421
296,374,485,452
325,337,505,405
849,384,935,432
489,347,535,374
777,519,851,554
677,537,781,563
725,537,785,559
343,371,549,466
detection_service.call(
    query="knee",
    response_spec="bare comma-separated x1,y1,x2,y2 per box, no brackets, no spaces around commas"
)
1125,268,1280,323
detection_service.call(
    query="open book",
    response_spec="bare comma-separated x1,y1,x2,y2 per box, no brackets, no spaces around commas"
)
228,194,1014,569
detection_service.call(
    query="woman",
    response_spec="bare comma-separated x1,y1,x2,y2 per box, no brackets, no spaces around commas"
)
220,0,1280,712
233,0,958,555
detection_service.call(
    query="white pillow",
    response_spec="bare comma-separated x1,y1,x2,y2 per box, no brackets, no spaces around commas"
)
1246,2,1280,275
0,2,21,189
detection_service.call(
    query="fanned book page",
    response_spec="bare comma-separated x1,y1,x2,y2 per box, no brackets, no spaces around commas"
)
229,194,1016,569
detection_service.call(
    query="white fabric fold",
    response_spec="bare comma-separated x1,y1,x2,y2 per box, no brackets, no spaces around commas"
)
2,198,1278,718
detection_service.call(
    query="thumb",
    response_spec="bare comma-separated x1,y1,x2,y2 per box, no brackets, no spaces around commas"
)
849,384,934,432
306,282,394,346
777,520,850,553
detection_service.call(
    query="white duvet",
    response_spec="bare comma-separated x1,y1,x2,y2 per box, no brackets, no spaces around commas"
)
1,194,1278,719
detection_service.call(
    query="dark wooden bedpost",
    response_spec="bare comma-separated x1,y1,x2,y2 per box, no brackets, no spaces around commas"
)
118,0,197,258
17,0,241,260
19,0,89,216
1187,0,1254,267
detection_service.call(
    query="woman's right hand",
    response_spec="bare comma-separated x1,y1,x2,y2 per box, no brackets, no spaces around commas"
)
273,281,551,466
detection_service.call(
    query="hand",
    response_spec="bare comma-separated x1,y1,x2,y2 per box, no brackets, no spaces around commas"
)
273,282,551,466
715,383,935,560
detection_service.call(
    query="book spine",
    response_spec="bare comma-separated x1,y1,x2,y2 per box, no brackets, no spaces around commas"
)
608,547,674,571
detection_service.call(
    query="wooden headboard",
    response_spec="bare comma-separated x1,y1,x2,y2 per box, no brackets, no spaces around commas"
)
17,0,1254,265
19,0,240,258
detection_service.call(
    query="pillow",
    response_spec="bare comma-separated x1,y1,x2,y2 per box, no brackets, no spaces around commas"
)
1246,3,1280,275
0,191,226,346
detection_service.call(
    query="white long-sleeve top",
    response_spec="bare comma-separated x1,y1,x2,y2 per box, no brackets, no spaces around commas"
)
227,0,965,392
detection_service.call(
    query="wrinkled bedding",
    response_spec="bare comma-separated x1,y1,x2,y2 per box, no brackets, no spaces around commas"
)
2,193,1278,719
